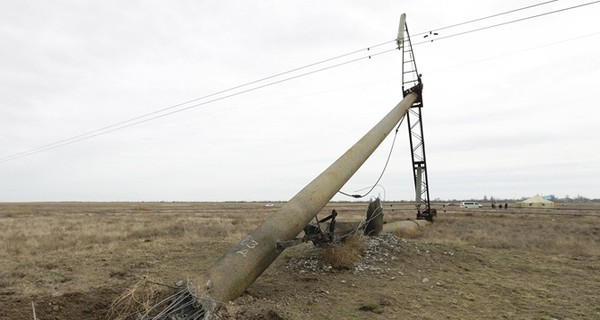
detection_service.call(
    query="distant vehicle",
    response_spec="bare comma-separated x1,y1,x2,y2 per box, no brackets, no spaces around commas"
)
460,202,482,208
265,203,274,207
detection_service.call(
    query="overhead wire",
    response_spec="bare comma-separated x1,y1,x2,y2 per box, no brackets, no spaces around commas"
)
224,27,600,115
412,0,560,37
413,0,600,46
0,40,395,163
2,0,598,163
427,30,600,73
0,46,399,163
336,0,600,198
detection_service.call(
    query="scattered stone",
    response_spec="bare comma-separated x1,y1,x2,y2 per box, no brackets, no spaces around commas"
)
284,233,413,275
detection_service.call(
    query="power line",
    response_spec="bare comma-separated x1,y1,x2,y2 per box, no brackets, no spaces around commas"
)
428,31,600,73
0,47,399,163
0,40,394,163
412,0,560,37
413,0,600,46
3,1,598,163
339,1,600,198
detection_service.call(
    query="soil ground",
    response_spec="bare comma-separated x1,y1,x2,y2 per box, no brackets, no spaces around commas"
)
1,201,599,319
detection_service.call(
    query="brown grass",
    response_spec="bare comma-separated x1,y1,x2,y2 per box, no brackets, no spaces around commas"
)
421,213,600,256
320,235,366,270
107,275,172,320
0,211,260,257
0,202,599,319
391,227,422,239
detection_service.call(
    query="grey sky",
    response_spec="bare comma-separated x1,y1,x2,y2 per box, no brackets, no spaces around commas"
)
1,0,599,202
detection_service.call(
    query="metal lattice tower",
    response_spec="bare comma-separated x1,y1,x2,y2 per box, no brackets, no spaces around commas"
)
397,14,436,221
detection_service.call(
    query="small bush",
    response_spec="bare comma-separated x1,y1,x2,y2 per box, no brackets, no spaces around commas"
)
320,235,365,270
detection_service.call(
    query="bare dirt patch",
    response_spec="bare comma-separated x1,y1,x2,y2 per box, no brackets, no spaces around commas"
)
1,202,599,319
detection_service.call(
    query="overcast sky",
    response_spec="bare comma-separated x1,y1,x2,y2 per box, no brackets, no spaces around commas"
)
1,0,599,202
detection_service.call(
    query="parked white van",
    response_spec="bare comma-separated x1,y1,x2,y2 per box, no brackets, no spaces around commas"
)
460,202,482,208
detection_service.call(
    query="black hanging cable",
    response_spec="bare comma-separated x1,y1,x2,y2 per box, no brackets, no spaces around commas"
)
337,116,405,199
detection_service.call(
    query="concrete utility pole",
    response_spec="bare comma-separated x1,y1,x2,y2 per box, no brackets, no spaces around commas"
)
198,90,421,315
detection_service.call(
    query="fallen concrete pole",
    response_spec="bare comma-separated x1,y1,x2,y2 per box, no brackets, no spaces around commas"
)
198,91,420,314
382,219,431,234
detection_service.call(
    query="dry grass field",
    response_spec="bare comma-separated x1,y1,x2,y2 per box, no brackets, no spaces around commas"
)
0,201,599,319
